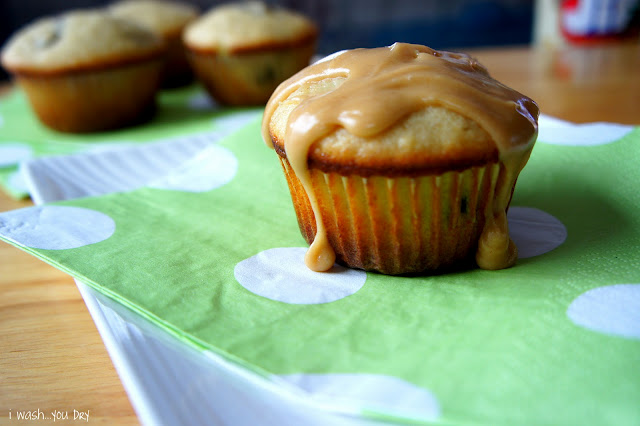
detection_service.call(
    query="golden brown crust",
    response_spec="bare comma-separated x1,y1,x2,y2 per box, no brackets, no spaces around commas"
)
108,0,199,37
272,135,498,176
1,10,165,75
269,116,500,177
265,70,505,178
183,28,317,56
182,2,316,54
5,50,165,77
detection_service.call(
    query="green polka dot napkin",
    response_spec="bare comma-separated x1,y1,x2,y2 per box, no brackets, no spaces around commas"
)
0,86,256,198
1,114,639,425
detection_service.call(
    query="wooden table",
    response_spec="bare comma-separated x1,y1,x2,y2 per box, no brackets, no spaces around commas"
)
1,41,638,425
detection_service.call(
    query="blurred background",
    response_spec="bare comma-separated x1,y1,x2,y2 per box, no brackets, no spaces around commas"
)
0,0,536,80
2,0,639,82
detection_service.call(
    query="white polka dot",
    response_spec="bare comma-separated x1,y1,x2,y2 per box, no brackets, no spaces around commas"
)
567,284,640,339
7,170,28,193
508,206,567,258
0,143,33,167
149,145,237,192
234,247,367,304
538,114,634,146
188,91,218,110
0,205,115,250
278,373,440,421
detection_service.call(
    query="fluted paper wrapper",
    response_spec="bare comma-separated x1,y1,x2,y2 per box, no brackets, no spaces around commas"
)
280,157,504,274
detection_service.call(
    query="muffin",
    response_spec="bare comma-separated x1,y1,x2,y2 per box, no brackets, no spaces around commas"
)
183,1,317,106
262,43,539,275
1,10,165,133
109,0,199,87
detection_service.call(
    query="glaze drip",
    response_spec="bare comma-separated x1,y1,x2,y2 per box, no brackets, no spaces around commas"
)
262,43,538,272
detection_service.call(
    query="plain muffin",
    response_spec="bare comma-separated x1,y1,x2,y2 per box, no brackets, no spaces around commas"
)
183,1,317,105
1,9,166,133
263,43,539,275
109,0,199,87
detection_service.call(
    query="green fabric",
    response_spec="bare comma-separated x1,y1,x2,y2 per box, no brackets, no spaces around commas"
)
0,86,247,197
1,118,639,425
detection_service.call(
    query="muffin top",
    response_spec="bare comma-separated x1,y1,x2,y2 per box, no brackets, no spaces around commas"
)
109,0,199,38
1,9,165,75
183,1,317,54
263,43,539,176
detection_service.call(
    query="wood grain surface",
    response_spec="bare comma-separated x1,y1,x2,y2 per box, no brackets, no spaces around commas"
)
0,41,638,425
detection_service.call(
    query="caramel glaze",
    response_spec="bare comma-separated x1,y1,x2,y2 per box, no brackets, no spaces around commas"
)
262,42,539,273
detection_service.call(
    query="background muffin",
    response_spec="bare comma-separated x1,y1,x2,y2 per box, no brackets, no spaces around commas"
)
263,43,539,275
1,9,165,133
183,1,317,106
109,0,199,87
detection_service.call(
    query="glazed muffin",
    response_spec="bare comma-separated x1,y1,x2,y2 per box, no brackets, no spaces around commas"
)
183,1,317,106
1,10,165,133
109,0,199,87
262,43,539,275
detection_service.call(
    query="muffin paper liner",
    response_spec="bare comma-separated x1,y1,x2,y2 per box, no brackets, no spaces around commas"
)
280,156,503,274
